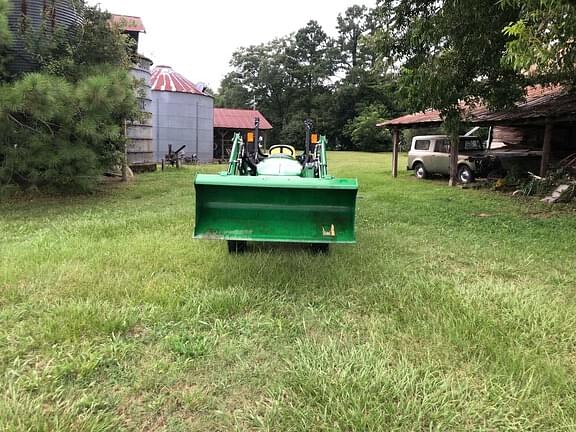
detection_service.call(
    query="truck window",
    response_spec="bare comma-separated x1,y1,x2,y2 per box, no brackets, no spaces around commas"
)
414,140,430,151
459,139,485,152
436,140,450,153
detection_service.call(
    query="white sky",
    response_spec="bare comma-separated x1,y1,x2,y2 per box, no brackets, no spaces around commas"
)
86,0,376,90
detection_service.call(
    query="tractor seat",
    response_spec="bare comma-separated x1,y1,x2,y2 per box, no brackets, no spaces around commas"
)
269,145,296,158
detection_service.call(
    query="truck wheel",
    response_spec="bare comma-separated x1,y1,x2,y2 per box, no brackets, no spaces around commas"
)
457,165,475,184
228,240,247,254
414,163,427,179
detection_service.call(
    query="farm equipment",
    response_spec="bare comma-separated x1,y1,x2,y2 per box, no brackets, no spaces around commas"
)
162,144,186,170
194,119,358,253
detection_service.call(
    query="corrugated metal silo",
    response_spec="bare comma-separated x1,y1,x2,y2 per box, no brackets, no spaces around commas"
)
127,54,155,170
7,0,82,74
151,66,214,163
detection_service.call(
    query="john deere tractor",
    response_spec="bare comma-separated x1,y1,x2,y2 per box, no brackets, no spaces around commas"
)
194,119,358,253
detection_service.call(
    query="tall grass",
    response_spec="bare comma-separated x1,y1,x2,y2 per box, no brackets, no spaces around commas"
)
1,153,575,431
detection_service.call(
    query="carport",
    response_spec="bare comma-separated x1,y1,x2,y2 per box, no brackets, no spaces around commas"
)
378,86,576,178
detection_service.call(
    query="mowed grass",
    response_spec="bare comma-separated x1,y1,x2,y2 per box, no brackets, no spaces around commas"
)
1,152,576,431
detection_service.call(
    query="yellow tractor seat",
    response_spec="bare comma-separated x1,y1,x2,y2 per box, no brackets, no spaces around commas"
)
268,145,296,158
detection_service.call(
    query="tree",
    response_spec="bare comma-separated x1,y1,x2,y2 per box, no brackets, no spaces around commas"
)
383,0,524,185
0,0,10,79
503,0,576,86
337,5,369,70
0,2,139,193
344,104,393,151
215,72,251,108
287,21,339,118
25,4,134,81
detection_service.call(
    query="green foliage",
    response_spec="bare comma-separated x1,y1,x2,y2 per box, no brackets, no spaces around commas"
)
0,0,11,78
390,0,525,115
217,10,401,149
0,70,138,192
0,2,139,193
502,0,576,86
344,104,392,151
25,4,134,81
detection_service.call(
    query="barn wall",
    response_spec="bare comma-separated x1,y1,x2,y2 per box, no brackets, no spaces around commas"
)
493,124,576,157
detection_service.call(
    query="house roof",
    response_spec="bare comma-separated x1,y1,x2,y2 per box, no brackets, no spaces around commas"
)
111,15,146,33
151,66,212,97
214,108,273,130
379,86,576,129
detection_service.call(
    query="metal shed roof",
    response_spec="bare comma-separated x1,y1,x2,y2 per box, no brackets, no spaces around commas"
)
111,14,146,33
214,108,273,130
379,86,576,129
151,66,212,97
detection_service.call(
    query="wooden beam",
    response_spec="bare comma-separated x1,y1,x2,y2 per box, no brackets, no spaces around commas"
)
392,128,400,178
540,122,554,177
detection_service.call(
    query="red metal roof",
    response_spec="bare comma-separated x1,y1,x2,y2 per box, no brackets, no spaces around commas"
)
151,66,211,96
111,15,146,33
214,108,273,130
379,86,571,128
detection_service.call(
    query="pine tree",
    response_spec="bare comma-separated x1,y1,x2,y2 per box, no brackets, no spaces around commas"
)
0,2,139,193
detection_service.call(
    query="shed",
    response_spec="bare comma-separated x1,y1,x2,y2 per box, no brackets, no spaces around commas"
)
378,86,576,177
214,108,273,160
151,66,214,163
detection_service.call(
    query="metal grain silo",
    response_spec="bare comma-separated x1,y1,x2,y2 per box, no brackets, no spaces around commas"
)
7,0,82,74
127,54,155,171
151,66,214,163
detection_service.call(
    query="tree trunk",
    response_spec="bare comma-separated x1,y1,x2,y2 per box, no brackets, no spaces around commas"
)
444,110,461,187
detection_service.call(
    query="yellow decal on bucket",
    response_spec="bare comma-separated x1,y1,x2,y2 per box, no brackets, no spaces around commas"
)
322,224,336,237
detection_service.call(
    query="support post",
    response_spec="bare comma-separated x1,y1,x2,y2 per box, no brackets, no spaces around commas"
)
392,128,400,178
122,120,128,182
540,121,553,178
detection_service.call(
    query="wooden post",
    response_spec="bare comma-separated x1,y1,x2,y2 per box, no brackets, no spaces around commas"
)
540,122,553,178
122,120,128,182
392,128,400,178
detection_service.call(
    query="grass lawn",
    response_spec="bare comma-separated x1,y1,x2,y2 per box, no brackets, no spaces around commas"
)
1,152,576,431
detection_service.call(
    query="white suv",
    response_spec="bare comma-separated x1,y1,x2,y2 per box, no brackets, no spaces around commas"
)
407,135,487,183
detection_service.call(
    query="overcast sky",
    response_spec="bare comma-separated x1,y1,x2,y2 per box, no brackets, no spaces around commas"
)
86,0,376,90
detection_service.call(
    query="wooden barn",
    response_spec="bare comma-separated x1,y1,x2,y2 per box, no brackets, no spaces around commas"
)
213,109,273,161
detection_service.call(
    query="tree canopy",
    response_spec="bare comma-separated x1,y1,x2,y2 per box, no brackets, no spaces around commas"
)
503,0,576,86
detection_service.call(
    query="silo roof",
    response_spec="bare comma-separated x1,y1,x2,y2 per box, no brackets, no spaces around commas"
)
111,15,146,33
151,66,212,97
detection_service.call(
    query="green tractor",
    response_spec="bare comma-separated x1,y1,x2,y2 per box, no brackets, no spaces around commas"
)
194,119,358,253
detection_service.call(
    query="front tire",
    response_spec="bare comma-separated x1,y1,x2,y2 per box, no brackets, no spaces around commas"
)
413,162,427,180
457,165,475,184
311,243,330,254
227,240,247,254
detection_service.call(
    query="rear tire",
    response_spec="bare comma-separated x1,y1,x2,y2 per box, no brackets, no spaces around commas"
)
413,162,427,180
227,240,247,254
311,243,330,254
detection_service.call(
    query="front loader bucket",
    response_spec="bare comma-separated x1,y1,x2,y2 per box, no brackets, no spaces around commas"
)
194,174,358,244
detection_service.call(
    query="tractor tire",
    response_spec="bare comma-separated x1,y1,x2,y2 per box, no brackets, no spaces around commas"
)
227,240,248,254
311,243,330,254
